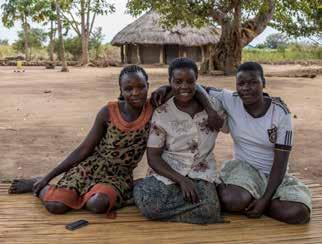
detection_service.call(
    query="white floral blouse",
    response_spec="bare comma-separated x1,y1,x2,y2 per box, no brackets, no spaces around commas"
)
147,97,226,185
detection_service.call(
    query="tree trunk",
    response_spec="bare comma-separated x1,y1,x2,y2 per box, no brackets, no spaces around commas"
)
56,0,69,72
81,31,89,65
201,28,242,75
22,16,30,61
208,3,242,75
200,2,242,75
213,25,242,75
201,0,274,75
80,0,89,66
49,20,55,63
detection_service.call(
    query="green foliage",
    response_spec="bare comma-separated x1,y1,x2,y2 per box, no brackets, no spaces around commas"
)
89,27,105,59
1,0,34,27
255,43,267,49
0,44,16,59
127,0,320,37
53,32,105,60
13,28,47,52
30,47,49,60
1,0,52,27
271,0,320,37
54,36,81,60
317,4,322,31
127,0,213,29
62,0,115,37
242,44,322,62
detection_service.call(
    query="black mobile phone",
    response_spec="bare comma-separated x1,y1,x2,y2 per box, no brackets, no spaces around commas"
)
65,220,89,231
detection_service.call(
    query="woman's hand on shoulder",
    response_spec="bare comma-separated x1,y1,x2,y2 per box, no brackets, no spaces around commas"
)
151,85,172,107
207,111,224,132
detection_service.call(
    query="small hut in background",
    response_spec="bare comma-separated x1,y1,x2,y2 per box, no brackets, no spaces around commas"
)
111,11,220,64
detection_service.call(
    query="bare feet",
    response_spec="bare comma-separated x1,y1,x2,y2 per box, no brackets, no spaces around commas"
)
8,177,42,194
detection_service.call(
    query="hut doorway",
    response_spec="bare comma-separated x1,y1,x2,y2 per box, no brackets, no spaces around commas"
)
165,45,179,64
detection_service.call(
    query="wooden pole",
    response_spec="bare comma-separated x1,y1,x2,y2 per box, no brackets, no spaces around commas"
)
137,45,141,64
183,48,187,58
201,46,205,62
120,45,124,64
159,45,164,64
209,45,214,71
124,44,128,64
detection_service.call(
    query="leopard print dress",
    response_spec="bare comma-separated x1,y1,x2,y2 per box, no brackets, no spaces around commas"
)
52,101,153,209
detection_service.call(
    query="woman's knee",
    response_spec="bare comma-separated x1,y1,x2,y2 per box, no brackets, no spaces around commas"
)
217,184,252,212
197,201,221,221
269,200,310,224
85,193,109,214
134,192,162,219
44,201,70,214
138,197,163,219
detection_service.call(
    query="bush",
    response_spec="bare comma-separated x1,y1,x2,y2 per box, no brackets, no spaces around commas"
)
54,37,82,61
0,45,16,59
13,28,47,55
264,33,288,49
242,43,322,63
30,48,49,61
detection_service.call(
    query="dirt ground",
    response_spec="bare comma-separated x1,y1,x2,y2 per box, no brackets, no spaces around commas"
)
0,65,321,183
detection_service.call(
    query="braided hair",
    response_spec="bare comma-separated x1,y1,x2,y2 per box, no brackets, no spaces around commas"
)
118,65,149,100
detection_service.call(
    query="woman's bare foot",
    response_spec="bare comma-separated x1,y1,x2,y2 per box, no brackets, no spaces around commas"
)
8,177,42,194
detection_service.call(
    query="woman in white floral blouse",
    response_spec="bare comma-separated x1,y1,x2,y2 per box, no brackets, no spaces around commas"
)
133,58,227,224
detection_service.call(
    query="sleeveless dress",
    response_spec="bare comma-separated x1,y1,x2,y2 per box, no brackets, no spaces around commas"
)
44,101,153,211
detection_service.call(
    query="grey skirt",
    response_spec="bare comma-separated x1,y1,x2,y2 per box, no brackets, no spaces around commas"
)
133,176,223,224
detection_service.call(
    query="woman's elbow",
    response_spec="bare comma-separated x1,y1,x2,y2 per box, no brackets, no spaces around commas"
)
147,148,161,168
76,145,92,160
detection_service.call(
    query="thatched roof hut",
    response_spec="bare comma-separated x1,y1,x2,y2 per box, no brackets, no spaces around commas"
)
111,11,220,64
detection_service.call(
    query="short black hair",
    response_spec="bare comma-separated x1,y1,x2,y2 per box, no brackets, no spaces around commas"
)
168,58,198,82
237,61,266,86
118,65,148,100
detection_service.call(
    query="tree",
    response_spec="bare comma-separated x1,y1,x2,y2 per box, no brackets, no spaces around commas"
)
128,0,320,75
59,0,115,65
38,1,58,63
13,28,47,56
265,33,288,49
2,0,33,60
89,27,105,59
55,37,82,60
1,0,48,61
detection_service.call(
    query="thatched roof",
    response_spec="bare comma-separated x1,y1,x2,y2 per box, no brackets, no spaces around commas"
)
111,11,220,47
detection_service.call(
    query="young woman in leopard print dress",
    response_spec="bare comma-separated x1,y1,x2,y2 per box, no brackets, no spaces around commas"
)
9,65,154,215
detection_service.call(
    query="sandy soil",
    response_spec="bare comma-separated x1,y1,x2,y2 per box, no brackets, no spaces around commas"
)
0,65,321,183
